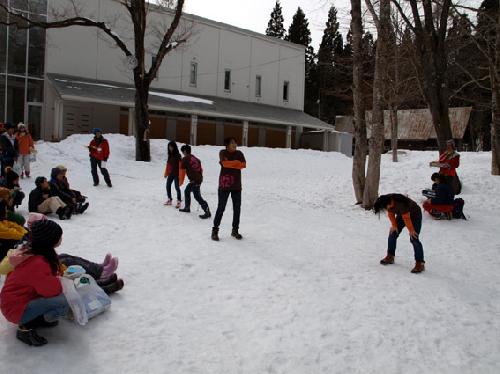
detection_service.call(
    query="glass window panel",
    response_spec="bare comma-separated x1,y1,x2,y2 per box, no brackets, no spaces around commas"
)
7,15,28,75
190,62,197,86
6,75,25,124
283,81,289,102
27,78,42,102
0,74,5,121
28,14,46,77
11,0,28,11
0,23,7,73
224,69,231,92
255,75,261,97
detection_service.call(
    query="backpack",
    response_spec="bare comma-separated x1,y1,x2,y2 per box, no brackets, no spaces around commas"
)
452,198,466,220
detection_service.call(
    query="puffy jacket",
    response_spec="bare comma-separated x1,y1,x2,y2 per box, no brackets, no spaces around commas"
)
16,133,34,155
0,255,62,324
89,137,110,161
0,219,26,241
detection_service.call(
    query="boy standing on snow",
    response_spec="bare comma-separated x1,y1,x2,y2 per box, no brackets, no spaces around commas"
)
88,128,112,187
178,145,211,219
211,137,246,241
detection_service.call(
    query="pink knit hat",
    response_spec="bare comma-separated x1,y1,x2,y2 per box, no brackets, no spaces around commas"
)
27,212,48,230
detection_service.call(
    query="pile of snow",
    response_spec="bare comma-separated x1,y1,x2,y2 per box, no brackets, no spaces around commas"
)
0,134,499,374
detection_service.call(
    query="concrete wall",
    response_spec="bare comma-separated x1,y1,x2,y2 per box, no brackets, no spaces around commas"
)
45,0,305,110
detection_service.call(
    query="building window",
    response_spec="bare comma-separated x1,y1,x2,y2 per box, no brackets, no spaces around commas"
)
255,75,261,97
190,62,197,87
283,81,289,102
224,69,231,92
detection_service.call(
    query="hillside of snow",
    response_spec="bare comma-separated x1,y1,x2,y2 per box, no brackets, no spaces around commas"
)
1,134,499,374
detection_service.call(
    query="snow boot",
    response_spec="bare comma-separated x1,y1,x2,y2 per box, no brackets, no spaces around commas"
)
411,261,425,273
106,182,112,188
16,327,47,346
101,279,124,295
179,207,190,213
199,207,211,219
164,199,173,206
77,202,89,214
65,206,72,220
211,227,219,241
231,228,243,240
380,255,394,265
56,207,67,220
97,273,118,287
175,200,182,209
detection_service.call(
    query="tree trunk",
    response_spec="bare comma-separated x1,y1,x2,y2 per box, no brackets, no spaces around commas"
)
134,80,151,162
362,0,390,209
350,0,367,204
492,10,500,175
390,106,398,162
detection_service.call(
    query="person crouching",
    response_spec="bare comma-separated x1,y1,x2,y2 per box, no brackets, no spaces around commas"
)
0,220,69,346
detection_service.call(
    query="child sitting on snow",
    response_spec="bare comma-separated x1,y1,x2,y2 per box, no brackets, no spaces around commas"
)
422,173,455,219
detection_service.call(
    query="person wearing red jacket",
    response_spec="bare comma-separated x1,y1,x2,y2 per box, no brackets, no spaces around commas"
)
211,137,246,241
88,128,112,187
430,139,461,194
0,220,68,346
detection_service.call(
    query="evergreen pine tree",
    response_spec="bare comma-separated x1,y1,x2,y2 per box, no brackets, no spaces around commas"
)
265,0,286,39
286,7,317,116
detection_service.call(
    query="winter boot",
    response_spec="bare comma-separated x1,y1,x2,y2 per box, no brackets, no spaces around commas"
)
380,255,395,265
21,172,24,179
164,199,173,206
16,327,47,346
56,207,67,220
411,261,426,273
175,200,182,209
101,279,124,295
106,182,112,188
211,227,219,241
199,207,211,219
25,171,30,178
97,273,118,287
179,207,190,213
78,202,89,214
93,182,99,187
65,206,72,220
231,228,243,240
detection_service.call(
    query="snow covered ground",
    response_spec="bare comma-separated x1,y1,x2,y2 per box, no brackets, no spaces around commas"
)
1,134,499,374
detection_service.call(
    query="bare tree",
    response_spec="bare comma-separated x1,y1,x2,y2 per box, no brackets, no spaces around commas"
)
362,0,391,209
0,0,188,161
392,0,454,152
350,0,367,204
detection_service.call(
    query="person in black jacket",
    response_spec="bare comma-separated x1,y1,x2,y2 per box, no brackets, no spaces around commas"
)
28,177,71,220
422,173,455,218
49,167,89,214
0,122,19,177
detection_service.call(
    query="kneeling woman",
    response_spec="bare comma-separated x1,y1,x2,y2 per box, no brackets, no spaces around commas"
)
373,194,425,273
0,220,68,346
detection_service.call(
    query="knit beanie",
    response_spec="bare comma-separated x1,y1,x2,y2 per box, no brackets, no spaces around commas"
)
27,212,48,230
31,220,63,249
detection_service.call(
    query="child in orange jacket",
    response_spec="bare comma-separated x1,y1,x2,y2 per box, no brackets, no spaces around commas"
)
15,123,35,178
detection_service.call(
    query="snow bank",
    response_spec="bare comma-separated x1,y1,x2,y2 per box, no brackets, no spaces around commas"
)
0,134,499,374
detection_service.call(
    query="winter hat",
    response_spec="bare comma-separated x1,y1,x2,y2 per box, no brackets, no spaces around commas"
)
31,220,63,249
17,122,26,130
35,176,46,188
50,167,63,180
27,212,48,230
56,165,67,171
91,128,102,135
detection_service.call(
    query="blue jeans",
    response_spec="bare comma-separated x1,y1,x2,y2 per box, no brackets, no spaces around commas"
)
166,175,181,201
388,214,424,262
184,182,208,211
20,294,69,325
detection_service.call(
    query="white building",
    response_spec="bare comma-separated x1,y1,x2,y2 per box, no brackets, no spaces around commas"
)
1,0,334,148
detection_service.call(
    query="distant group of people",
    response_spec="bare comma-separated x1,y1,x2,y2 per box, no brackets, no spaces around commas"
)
163,137,246,241
0,127,123,347
373,139,464,274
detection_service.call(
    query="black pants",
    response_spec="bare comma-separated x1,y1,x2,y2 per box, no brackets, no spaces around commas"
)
90,157,111,185
213,190,241,230
58,253,103,280
184,182,208,211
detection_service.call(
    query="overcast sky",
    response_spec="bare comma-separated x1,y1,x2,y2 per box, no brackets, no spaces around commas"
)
184,0,352,50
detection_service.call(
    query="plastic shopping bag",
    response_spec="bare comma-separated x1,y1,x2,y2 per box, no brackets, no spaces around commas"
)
61,277,88,325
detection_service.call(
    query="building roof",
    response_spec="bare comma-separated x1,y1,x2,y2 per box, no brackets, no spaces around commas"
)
47,74,333,130
335,107,472,140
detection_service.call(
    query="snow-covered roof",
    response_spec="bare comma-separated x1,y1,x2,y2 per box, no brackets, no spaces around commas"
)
47,74,333,130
